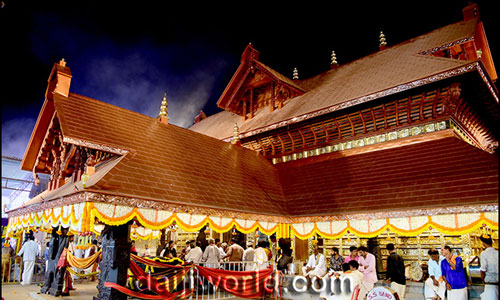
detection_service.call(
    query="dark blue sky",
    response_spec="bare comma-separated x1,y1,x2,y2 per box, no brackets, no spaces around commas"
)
1,0,498,158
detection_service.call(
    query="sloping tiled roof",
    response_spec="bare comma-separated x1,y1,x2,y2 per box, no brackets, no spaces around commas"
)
51,93,287,216
278,133,499,216
190,19,479,140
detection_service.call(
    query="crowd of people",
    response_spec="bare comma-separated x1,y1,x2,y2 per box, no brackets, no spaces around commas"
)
302,235,497,300
1,232,497,300
155,237,275,271
303,244,380,300
1,233,101,288
423,234,498,300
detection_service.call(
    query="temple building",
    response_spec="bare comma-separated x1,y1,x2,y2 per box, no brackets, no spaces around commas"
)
4,2,498,299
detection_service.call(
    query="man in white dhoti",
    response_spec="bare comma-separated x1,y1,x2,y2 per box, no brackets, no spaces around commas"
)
302,245,327,279
479,234,498,300
17,235,39,285
424,248,446,300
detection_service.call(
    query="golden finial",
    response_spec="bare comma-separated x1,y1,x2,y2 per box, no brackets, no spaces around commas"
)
232,123,241,145
379,31,387,48
158,93,169,119
292,67,299,80
59,58,66,67
331,50,338,65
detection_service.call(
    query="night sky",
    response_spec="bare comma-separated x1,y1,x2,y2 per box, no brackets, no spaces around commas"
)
1,0,498,159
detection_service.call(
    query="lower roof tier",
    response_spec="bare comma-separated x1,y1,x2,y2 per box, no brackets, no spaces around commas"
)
279,132,498,216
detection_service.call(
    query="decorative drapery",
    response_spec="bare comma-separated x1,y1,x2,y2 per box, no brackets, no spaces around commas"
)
66,249,102,269
88,202,279,235
5,202,498,240
291,212,498,239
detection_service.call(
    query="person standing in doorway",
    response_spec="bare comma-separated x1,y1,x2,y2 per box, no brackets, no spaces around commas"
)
16,235,39,285
441,245,467,300
385,243,406,300
479,234,498,300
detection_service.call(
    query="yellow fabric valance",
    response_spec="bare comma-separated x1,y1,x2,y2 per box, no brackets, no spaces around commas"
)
6,202,497,240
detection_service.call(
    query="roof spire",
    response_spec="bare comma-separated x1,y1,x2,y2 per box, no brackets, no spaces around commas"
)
292,67,299,80
379,31,387,50
158,92,169,124
232,123,241,145
330,50,339,69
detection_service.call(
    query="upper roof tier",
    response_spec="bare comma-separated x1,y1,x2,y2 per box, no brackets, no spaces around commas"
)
190,12,497,140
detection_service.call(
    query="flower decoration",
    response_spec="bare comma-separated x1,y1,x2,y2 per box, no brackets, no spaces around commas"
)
131,220,138,229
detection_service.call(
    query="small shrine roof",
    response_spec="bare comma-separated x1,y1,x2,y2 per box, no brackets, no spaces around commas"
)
190,18,482,140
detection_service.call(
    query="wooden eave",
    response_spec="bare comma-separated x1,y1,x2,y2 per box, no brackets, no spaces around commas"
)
21,99,56,172
474,21,497,81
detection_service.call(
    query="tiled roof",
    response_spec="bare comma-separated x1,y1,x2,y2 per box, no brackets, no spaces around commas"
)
52,93,287,216
278,134,498,216
190,19,479,140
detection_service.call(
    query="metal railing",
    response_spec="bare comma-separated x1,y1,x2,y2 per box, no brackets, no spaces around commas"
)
2,257,273,300
189,261,273,300
1,257,46,284
128,260,274,300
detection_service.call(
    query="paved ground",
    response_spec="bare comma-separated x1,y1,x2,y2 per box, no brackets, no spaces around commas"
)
1,281,99,300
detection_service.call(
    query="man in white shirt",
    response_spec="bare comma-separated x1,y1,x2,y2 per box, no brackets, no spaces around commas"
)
346,260,365,293
185,241,203,264
215,239,226,261
357,246,378,300
302,245,327,279
424,248,446,300
243,243,256,271
479,234,498,300
17,235,39,285
202,238,221,268
254,241,269,270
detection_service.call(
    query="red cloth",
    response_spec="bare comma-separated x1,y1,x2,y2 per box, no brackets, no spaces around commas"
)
57,249,68,269
131,253,184,269
104,282,192,300
195,265,275,299
129,260,191,296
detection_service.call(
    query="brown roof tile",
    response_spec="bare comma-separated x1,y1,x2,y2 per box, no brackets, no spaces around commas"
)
52,92,287,216
278,135,498,216
190,19,479,140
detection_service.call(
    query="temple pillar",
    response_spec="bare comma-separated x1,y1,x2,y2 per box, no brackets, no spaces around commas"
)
95,223,131,300
41,227,69,297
